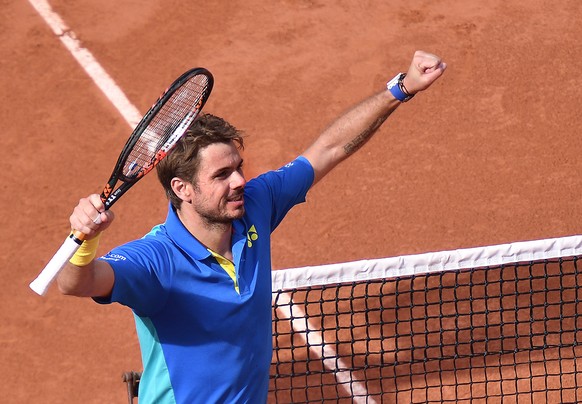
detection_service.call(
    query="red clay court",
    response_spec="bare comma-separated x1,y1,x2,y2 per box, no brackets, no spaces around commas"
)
2,0,582,402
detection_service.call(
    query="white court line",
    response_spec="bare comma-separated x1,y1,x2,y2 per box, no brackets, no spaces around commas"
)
27,0,143,128
274,293,375,403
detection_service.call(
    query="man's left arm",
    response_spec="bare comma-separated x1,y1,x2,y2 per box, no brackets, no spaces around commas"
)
302,50,447,186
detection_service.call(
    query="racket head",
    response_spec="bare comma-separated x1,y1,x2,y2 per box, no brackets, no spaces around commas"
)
102,68,213,208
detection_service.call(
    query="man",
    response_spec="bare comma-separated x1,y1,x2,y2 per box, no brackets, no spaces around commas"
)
58,50,446,403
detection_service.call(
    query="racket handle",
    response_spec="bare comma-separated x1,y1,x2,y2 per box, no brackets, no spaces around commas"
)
29,235,83,296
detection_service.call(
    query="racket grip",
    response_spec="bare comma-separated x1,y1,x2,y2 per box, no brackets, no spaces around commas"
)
29,235,83,296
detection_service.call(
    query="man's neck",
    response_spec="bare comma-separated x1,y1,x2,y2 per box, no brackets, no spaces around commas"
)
176,208,234,261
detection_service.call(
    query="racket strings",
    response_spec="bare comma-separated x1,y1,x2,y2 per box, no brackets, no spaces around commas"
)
122,75,210,180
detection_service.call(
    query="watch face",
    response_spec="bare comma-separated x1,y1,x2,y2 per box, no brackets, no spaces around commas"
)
387,74,400,90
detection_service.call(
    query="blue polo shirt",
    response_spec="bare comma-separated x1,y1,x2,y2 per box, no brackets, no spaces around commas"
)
96,156,314,404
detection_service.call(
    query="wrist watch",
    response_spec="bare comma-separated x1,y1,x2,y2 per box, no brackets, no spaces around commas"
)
386,73,414,102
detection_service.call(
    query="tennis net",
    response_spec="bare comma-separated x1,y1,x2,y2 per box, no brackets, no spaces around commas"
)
268,235,582,403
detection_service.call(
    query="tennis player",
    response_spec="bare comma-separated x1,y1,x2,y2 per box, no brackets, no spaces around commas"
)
58,50,446,403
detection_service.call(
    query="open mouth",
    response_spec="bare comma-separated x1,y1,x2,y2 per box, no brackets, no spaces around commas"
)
227,193,244,205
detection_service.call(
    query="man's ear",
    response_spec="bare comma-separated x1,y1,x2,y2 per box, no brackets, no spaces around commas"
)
170,177,192,203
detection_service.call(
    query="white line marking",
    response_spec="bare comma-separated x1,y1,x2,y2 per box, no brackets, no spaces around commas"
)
274,293,375,403
27,0,143,128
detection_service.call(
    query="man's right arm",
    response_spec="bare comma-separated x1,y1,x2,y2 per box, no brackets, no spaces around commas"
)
58,259,115,298
56,194,116,298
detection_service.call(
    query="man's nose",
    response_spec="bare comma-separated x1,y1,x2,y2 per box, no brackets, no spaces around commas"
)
231,171,246,188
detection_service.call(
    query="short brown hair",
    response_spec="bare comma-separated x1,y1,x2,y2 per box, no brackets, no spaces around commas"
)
156,113,244,210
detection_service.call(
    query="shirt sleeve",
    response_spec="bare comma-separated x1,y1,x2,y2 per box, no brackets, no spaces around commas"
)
244,156,314,231
94,236,172,317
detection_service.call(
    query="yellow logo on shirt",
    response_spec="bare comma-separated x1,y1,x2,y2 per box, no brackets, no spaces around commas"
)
247,225,259,248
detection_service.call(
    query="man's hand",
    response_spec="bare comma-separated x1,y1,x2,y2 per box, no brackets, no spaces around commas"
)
70,194,115,238
402,50,447,95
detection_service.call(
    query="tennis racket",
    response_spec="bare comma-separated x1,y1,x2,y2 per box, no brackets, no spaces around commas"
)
30,67,214,296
